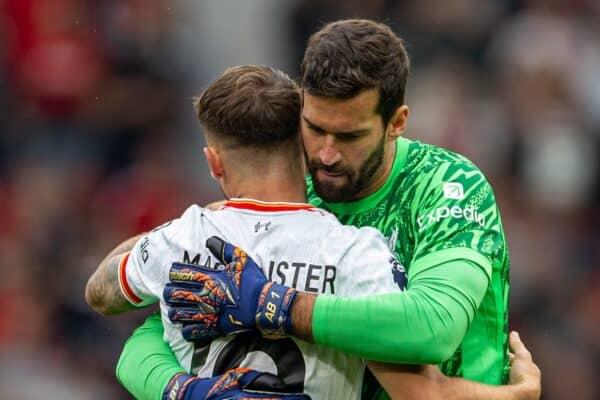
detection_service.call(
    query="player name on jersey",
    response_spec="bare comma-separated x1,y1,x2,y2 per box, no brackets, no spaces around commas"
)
267,261,336,294
180,251,338,294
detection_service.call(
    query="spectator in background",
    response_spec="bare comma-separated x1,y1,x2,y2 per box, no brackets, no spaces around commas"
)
0,0,202,398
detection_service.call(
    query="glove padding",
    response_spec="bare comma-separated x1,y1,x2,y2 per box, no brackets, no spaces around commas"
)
163,368,311,400
164,236,297,342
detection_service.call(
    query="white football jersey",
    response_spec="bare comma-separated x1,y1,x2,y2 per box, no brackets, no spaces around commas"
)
120,198,405,400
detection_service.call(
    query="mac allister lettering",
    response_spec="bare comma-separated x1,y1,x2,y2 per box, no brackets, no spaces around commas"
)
266,260,337,294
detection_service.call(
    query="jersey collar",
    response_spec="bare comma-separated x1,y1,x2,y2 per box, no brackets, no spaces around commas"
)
223,198,316,212
322,137,411,215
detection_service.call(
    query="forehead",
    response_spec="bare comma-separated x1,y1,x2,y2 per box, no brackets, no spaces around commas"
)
302,89,380,131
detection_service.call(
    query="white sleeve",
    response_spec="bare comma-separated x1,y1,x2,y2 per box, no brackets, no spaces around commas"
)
118,219,182,307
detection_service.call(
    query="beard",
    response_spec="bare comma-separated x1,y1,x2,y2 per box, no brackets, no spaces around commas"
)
308,135,385,202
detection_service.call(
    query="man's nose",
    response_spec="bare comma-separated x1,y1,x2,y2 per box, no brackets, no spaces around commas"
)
319,135,342,166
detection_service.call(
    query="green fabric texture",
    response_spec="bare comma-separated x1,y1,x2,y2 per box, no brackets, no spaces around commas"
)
313,258,489,364
116,313,185,400
307,137,510,385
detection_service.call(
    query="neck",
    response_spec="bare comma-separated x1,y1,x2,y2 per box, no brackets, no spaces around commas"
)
227,169,307,203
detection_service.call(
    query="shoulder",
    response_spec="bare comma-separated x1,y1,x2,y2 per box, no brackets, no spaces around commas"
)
409,141,487,183
334,224,392,256
143,204,206,244
334,225,405,293
177,203,227,227
179,203,205,220
402,142,493,204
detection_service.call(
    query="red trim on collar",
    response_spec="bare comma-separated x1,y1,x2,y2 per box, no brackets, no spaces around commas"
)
223,199,316,212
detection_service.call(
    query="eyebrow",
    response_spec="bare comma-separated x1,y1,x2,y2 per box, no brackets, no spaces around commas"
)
302,115,370,136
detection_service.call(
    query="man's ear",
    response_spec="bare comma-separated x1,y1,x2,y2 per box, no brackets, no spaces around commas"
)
204,146,224,180
386,105,410,141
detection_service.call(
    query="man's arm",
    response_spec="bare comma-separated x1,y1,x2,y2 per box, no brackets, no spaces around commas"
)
165,238,488,364
85,234,143,315
129,237,541,399
291,257,489,364
116,313,185,400
117,314,311,400
116,316,541,400
87,203,219,316
368,331,541,400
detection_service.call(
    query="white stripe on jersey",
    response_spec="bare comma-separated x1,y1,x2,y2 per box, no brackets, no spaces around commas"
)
123,200,403,400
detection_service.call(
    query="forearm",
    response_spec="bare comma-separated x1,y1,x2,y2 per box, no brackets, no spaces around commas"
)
367,362,444,400
85,234,144,315
290,291,316,339
117,313,185,400
369,362,524,400
292,259,489,364
437,375,524,400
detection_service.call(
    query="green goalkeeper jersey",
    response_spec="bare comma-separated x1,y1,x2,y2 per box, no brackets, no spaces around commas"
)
307,137,510,397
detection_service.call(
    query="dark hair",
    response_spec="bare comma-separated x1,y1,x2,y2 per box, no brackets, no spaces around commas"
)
301,19,410,126
194,65,301,146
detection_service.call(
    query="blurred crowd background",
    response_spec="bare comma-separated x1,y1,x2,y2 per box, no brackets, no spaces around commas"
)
0,0,598,398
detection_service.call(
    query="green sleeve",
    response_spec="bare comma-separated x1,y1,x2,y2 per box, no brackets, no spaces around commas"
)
312,251,490,364
116,313,185,400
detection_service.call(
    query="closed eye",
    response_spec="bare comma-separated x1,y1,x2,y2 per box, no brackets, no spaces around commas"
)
302,116,369,139
336,133,363,141
304,119,326,135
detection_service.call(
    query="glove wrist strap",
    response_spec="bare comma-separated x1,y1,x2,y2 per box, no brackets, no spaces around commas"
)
256,282,297,338
163,372,198,400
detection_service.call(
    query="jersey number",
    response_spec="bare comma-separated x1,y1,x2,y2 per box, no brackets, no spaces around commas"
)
192,331,306,392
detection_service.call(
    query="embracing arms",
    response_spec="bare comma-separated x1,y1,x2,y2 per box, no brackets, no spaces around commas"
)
117,313,540,400
167,238,490,365
370,331,541,400
290,257,488,364
86,234,539,399
85,234,144,315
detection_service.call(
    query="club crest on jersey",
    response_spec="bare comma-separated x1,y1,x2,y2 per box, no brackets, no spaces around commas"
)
389,257,407,290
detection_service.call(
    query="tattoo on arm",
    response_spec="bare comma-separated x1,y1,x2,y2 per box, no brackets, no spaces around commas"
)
86,234,145,316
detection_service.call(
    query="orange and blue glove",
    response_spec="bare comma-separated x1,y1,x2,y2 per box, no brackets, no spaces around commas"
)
164,236,298,342
163,368,311,400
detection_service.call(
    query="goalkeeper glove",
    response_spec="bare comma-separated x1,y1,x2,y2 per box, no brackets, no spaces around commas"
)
163,368,311,400
164,236,297,342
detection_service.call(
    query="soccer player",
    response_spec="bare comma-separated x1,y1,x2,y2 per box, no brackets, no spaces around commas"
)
115,19,540,399
243,18,510,389
87,64,417,399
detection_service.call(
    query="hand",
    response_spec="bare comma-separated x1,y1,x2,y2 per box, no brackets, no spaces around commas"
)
163,368,311,400
164,236,298,342
508,331,541,400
